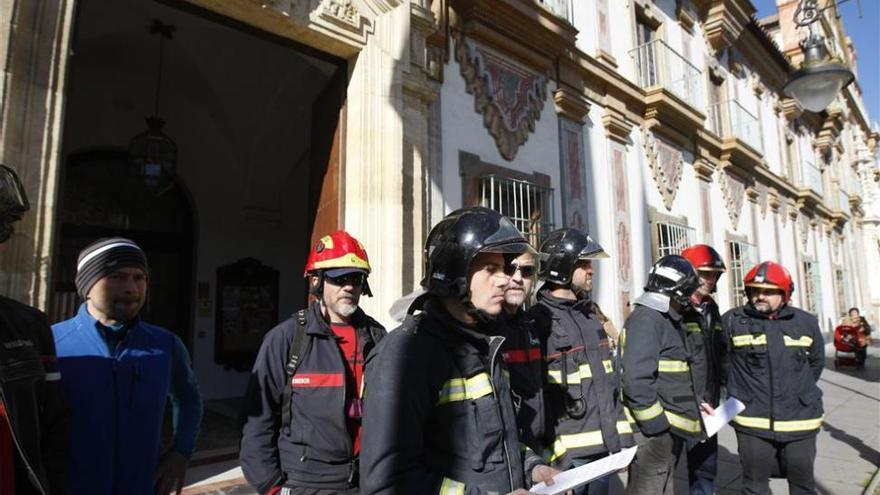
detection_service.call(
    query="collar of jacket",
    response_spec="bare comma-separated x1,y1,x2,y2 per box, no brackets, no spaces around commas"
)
420,297,495,350
305,300,375,337
536,288,592,314
742,303,795,320
74,302,141,334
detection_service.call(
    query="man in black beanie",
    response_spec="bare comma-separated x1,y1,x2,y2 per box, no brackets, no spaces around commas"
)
0,164,68,495
52,237,203,495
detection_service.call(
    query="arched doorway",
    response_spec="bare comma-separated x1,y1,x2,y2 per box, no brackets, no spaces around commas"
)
51,148,196,348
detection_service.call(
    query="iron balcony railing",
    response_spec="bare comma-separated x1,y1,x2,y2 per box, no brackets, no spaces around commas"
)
707,99,764,153
479,174,556,247
801,160,823,195
629,38,703,111
536,0,573,22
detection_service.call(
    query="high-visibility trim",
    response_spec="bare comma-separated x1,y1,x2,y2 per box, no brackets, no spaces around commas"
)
624,407,636,424
775,416,823,432
733,415,771,429
544,420,635,463
503,348,542,363
685,322,702,333
602,360,614,373
713,323,724,332
439,477,465,495
658,360,690,373
632,401,664,421
547,363,592,384
44,372,62,382
291,373,344,388
437,373,493,405
665,411,701,433
783,335,813,347
617,420,633,435
732,334,767,347
312,253,370,270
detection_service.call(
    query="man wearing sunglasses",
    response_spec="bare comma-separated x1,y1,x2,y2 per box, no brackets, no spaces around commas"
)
0,164,67,495
240,231,385,495
529,228,634,495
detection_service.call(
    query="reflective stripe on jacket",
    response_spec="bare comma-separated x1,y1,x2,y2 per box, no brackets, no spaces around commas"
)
530,290,635,468
239,301,385,494
721,304,824,442
620,304,704,440
361,299,525,495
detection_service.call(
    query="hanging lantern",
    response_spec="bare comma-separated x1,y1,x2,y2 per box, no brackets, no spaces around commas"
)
129,116,177,188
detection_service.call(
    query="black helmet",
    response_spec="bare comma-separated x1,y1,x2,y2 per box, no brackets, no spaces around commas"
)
636,255,700,312
422,206,531,299
538,228,608,285
0,165,29,244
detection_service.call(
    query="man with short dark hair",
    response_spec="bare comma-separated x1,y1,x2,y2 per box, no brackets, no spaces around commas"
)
240,231,385,495
52,237,203,495
0,164,67,495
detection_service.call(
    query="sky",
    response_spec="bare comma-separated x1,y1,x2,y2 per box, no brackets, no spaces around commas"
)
753,0,880,128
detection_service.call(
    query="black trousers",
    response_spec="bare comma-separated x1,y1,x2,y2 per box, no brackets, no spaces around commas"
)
627,431,683,495
736,432,817,495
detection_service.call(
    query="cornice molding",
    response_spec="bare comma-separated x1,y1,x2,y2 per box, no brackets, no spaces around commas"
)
704,0,755,51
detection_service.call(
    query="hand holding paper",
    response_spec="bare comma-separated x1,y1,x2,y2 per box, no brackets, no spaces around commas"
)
529,446,638,495
702,397,746,438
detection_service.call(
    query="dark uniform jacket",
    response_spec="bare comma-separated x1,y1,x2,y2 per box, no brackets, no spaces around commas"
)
0,296,67,495
361,299,525,495
721,304,824,442
681,296,725,407
620,303,704,440
239,301,385,494
529,290,635,468
497,310,548,474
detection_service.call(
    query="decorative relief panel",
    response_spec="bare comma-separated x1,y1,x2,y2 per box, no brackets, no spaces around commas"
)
756,183,768,218
610,141,633,322
559,118,589,231
644,128,684,210
719,169,746,229
454,33,549,161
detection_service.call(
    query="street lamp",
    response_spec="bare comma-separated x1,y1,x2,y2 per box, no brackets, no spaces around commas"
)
782,0,857,113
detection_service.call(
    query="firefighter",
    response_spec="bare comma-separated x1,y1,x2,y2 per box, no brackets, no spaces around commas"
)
722,261,824,495
528,228,634,495
360,207,560,495
239,231,386,494
620,255,705,495
0,164,67,495
680,244,727,495
497,249,549,477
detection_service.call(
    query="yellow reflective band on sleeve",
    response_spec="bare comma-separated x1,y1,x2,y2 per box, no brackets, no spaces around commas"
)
733,415,771,429
603,360,614,373
665,411,702,433
439,477,465,495
732,334,767,347
713,323,724,332
685,322,702,333
437,373,493,405
783,335,813,347
620,328,627,357
617,420,633,434
547,363,593,384
774,416,824,432
632,401,664,421
658,360,690,373
624,407,636,424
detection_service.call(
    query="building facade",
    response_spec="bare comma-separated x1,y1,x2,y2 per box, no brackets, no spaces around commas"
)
0,0,877,400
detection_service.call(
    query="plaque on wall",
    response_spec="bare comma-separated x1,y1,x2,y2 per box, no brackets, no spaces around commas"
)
215,258,279,371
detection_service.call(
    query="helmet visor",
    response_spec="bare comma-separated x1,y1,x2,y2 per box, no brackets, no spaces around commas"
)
480,240,535,255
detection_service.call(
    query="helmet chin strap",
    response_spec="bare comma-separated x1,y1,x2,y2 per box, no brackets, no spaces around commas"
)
462,297,497,325
574,287,592,301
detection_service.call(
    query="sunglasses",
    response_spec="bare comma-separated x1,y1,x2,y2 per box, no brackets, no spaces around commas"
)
503,264,537,278
325,273,366,287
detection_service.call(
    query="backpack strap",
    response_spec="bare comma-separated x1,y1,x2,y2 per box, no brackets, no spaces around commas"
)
281,310,312,428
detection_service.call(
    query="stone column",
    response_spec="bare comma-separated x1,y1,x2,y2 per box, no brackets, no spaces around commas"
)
0,0,76,308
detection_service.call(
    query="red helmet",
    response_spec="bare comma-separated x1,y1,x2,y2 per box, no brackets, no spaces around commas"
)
681,244,726,272
743,261,794,302
304,230,371,276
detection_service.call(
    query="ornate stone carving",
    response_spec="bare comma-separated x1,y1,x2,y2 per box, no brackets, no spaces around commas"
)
644,128,684,211
756,182,768,218
719,168,746,228
454,33,549,161
322,0,359,27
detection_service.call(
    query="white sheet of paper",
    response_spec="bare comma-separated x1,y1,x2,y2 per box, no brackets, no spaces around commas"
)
702,397,746,438
529,446,638,495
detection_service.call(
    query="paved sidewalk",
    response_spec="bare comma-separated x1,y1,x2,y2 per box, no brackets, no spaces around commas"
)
183,340,880,494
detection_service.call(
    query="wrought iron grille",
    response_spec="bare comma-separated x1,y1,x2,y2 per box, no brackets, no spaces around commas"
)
479,174,555,247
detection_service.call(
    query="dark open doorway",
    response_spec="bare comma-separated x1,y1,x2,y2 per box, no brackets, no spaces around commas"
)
52,0,347,400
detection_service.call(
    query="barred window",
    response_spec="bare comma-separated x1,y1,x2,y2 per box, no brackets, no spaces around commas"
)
727,240,757,308
802,261,822,315
479,174,555,246
650,220,696,260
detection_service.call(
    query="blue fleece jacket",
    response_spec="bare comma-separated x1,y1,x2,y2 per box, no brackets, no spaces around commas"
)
52,304,203,495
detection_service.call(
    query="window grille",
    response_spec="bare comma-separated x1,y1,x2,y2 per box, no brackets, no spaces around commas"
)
479,174,555,247
727,240,758,307
651,220,696,260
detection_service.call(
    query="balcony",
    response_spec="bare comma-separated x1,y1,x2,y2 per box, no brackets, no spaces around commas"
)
536,0,573,22
801,161,823,195
708,99,763,153
630,39,703,111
